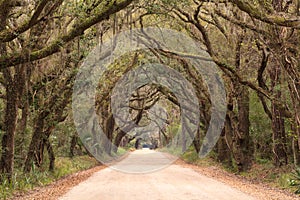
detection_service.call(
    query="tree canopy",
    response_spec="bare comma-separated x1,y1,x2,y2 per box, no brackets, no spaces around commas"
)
0,1,299,195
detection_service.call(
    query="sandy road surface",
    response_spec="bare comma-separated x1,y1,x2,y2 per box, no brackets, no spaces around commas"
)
59,149,257,200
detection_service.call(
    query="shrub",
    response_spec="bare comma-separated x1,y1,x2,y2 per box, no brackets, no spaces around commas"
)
289,167,300,194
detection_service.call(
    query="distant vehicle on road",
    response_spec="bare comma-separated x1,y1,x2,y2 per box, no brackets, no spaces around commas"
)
142,144,153,149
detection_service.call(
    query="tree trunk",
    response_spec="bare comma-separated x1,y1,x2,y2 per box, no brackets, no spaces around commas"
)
113,130,127,152
24,118,45,172
70,134,78,158
226,88,251,172
193,129,201,154
45,139,55,171
103,114,115,155
271,100,288,166
0,62,27,180
269,61,288,166
235,86,252,171
0,5,15,181
288,81,300,165
0,83,18,180
231,33,252,171
218,114,234,167
181,126,187,152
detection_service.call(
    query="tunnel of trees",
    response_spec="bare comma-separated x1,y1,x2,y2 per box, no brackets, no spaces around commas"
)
0,0,299,186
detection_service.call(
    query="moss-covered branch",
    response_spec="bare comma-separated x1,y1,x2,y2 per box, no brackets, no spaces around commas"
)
230,0,300,28
0,0,134,69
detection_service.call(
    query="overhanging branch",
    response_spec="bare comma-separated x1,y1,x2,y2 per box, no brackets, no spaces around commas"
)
0,0,134,69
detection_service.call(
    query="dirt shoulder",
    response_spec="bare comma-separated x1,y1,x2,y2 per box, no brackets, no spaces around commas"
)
175,159,299,200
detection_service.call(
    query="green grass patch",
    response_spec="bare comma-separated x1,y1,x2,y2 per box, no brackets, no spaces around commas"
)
117,147,127,156
0,156,99,200
53,156,99,178
179,148,299,196
180,147,219,167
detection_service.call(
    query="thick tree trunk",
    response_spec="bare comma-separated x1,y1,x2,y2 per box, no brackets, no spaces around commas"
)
218,114,234,167
269,62,288,166
271,100,288,166
235,86,252,171
24,111,58,173
103,114,115,155
24,71,72,172
24,118,45,172
0,84,18,180
0,62,27,180
231,33,252,172
224,88,251,172
0,4,16,181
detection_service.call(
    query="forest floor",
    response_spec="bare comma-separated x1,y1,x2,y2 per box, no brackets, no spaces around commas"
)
12,149,300,200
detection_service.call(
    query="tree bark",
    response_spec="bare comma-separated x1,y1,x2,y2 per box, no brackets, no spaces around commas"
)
0,82,18,180
70,133,78,158
218,114,234,167
23,114,46,172
270,65,288,166
103,114,115,155
235,86,252,171
271,100,288,166
232,33,252,171
45,139,55,171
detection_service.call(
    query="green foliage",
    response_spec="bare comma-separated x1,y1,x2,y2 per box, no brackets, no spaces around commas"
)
181,146,199,163
0,0,299,198
166,123,180,137
53,156,98,178
289,168,300,194
180,146,220,167
0,156,98,199
278,173,291,189
255,157,270,165
52,122,77,156
124,138,136,149
117,147,127,156
249,91,272,159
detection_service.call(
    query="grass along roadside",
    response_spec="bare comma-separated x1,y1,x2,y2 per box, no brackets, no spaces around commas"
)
1,156,99,200
180,148,300,197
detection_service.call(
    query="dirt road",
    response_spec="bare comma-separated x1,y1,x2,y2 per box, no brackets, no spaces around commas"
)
59,149,257,200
